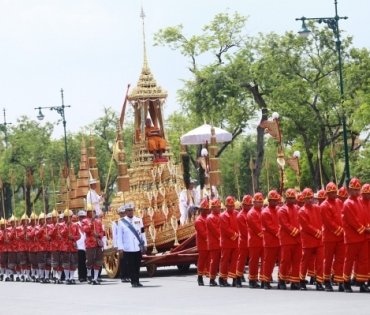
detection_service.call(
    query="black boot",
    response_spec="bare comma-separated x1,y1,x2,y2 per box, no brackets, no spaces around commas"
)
350,277,357,286
324,280,333,292
316,282,325,291
300,280,307,290
241,275,246,282
290,282,300,290
309,276,316,285
197,276,204,286
264,281,272,290
236,277,242,288
338,283,345,292
260,281,265,289
232,279,237,287
209,279,218,287
219,277,230,287
249,280,260,289
343,281,353,293
278,280,287,290
359,283,370,293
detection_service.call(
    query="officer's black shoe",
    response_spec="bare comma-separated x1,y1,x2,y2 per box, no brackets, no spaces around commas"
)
219,277,230,287
236,277,242,288
52,277,57,284
71,279,76,285
209,279,218,287
344,281,353,293
121,278,130,283
21,275,25,282
197,276,204,286
338,283,345,292
249,280,260,289
0,275,3,281
264,282,272,290
350,277,357,286
359,283,370,293
131,283,138,287
260,281,265,289
87,276,92,284
5,277,10,282
35,278,40,283
39,278,45,284
92,279,100,285
278,280,287,290
65,279,71,285
25,277,31,282
300,280,307,290
309,277,316,285
316,282,325,291
231,279,237,287
324,280,333,292
44,278,50,283
57,279,63,284
16,276,21,282
290,283,300,290
10,274,14,281
97,277,102,283
241,275,246,282
137,282,143,287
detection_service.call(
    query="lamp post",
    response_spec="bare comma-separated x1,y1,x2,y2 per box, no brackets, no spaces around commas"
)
1,108,12,148
35,88,71,167
295,0,350,187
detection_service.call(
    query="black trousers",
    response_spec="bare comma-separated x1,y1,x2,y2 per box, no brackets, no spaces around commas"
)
120,252,129,279
125,251,142,285
78,250,87,280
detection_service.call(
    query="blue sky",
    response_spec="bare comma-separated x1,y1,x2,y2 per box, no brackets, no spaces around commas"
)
0,0,368,138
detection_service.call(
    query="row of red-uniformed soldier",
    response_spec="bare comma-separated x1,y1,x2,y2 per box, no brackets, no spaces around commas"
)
0,208,105,285
194,177,370,293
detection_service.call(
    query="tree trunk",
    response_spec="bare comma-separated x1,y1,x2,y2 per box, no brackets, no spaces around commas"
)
240,83,268,192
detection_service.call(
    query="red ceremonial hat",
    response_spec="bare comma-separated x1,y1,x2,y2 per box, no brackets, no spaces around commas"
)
338,187,348,198
225,196,235,206
296,193,304,203
277,194,282,202
317,189,327,200
199,199,209,209
326,182,338,193
253,192,264,202
362,183,370,194
242,195,253,205
211,198,221,207
267,190,279,200
349,177,361,190
302,188,314,199
285,189,296,198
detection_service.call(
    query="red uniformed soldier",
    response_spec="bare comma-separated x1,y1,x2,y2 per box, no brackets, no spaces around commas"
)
320,182,345,292
360,184,370,287
235,195,252,287
0,218,8,281
206,198,221,286
236,195,252,286
27,213,39,282
338,187,348,203
343,178,370,292
298,188,324,291
342,178,370,292
219,196,239,287
246,192,264,288
278,188,301,290
261,190,281,290
296,193,304,208
195,199,210,286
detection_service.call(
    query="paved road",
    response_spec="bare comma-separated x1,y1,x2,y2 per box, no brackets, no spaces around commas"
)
1,266,369,315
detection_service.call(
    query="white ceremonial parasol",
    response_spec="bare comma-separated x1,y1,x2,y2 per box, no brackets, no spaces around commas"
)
180,124,232,145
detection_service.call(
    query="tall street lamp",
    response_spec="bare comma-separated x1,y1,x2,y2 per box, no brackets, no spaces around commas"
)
35,88,71,167
295,0,350,187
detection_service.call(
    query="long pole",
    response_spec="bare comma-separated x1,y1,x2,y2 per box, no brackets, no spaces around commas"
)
60,89,69,168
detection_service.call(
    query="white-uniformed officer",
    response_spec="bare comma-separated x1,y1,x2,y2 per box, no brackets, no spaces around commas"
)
117,203,147,287
114,206,130,282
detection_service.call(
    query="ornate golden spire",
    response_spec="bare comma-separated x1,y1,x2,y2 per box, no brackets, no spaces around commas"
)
128,7,168,102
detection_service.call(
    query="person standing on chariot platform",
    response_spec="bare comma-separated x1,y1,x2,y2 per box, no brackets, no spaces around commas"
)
86,178,106,217
82,207,104,285
76,211,87,282
117,203,147,288
114,206,130,283
179,179,200,225
195,199,210,286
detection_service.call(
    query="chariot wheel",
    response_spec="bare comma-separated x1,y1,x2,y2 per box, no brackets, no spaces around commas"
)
103,248,120,278
146,264,157,277
177,264,190,272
